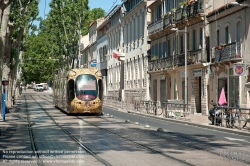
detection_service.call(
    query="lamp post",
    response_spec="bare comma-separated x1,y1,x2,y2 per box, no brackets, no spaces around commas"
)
171,26,188,112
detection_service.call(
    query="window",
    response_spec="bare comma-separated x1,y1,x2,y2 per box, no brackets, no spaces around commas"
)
67,79,75,101
225,26,229,44
236,22,241,43
173,37,176,55
156,4,162,21
167,39,171,57
76,74,97,101
180,35,184,53
236,22,241,54
192,30,196,50
163,41,167,58
217,29,220,46
159,42,162,58
199,28,203,48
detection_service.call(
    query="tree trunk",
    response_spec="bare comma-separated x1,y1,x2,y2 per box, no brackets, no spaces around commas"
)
0,3,11,112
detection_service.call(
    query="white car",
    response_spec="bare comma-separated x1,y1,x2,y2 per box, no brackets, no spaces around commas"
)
35,84,44,92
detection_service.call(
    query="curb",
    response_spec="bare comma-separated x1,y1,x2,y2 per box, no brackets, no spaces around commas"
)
104,106,250,137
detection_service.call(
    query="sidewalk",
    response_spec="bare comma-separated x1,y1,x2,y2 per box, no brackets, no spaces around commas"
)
104,105,250,136
0,96,37,165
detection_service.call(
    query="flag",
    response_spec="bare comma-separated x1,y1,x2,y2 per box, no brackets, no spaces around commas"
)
218,87,227,106
113,50,118,59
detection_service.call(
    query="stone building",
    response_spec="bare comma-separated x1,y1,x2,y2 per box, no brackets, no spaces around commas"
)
96,18,109,96
206,0,250,109
147,0,209,114
122,0,153,101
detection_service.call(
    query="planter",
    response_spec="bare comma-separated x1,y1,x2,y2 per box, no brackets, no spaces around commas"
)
217,45,222,50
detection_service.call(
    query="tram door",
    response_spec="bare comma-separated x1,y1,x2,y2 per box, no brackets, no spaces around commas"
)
98,79,103,100
67,79,75,102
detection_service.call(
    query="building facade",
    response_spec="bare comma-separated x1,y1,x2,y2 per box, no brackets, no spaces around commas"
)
96,18,108,96
206,0,250,109
122,0,152,101
147,0,209,114
78,0,250,115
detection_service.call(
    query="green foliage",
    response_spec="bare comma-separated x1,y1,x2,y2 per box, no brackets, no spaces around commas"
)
22,0,105,82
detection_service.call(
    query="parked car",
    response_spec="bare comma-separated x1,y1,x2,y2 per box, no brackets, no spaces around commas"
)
35,84,44,92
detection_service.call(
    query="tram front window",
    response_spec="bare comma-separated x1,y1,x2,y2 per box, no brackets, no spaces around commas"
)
75,74,97,101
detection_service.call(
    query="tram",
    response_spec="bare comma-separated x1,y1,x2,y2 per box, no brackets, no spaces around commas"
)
53,67,103,114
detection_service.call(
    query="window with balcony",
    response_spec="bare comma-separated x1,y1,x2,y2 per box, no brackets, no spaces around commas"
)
173,37,177,55
236,22,241,54
192,30,196,50
180,35,184,53
199,28,203,48
159,42,163,58
225,26,229,44
156,4,162,21
236,22,241,43
163,41,167,58
217,29,220,46
165,0,171,12
167,39,171,57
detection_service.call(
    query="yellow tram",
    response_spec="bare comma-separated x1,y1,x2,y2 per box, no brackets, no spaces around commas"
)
53,68,103,114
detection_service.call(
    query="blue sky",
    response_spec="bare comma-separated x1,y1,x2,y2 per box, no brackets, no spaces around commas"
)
38,0,121,20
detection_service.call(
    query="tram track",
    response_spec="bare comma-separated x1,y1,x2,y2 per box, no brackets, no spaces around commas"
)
40,94,250,165
38,95,195,165
24,96,44,166
28,95,112,166
38,95,197,165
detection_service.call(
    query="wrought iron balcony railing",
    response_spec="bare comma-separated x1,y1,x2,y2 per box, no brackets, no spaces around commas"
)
173,0,204,24
212,42,241,63
147,19,163,35
148,56,173,71
174,49,207,67
163,13,173,27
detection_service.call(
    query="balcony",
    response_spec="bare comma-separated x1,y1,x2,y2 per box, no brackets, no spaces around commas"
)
212,42,241,63
174,49,207,67
173,0,204,25
148,56,173,71
147,19,163,35
163,13,174,27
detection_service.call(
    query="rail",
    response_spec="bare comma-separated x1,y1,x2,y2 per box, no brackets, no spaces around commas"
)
103,96,250,131
212,105,250,130
162,100,191,121
103,97,191,121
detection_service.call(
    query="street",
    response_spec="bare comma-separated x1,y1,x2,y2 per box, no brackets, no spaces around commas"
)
0,90,250,166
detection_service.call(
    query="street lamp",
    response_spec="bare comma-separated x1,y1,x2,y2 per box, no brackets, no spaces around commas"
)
171,26,188,113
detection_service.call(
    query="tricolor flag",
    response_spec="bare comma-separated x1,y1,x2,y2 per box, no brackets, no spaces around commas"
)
113,50,118,59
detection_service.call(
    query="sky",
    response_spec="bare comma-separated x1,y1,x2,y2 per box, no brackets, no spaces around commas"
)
37,0,121,21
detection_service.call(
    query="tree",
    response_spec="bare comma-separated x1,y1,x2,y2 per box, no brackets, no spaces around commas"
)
0,0,39,108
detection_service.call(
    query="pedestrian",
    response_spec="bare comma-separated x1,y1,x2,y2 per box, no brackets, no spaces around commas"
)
24,86,26,92
11,96,15,107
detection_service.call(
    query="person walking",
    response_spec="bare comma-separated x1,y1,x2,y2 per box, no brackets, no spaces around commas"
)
11,96,15,107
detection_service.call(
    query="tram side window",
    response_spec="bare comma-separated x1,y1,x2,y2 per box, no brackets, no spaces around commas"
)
67,79,75,101
98,79,103,100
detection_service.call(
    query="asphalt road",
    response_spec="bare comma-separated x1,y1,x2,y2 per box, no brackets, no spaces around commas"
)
103,106,250,146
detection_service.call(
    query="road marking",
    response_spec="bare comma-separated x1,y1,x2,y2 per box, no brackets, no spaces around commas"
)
225,137,250,143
